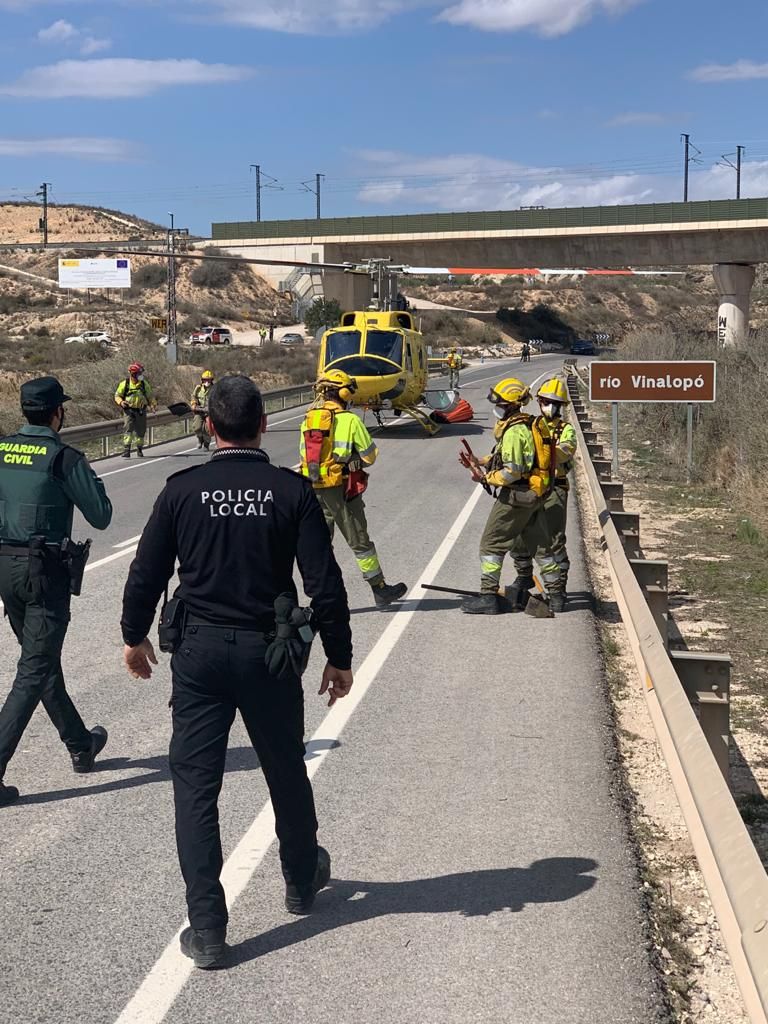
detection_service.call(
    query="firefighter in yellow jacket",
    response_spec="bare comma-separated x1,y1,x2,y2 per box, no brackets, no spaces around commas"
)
190,370,214,450
446,347,462,389
299,370,407,609
511,378,577,612
461,377,557,615
114,362,157,459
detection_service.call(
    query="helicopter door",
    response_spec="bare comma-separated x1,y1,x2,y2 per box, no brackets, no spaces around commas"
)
404,342,414,372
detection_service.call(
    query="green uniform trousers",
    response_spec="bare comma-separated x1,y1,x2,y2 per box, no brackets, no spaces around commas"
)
511,484,569,594
0,554,90,777
479,486,547,594
123,408,148,451
449,368,460,389
315,486,384,587
192,413,210,447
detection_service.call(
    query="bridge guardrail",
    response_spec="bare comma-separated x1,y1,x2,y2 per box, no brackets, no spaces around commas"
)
62,383,316,459
565,363,768,1023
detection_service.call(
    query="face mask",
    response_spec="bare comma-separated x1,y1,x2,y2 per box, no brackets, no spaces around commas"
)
137,374,145,382
492,405,506,420
541,402,560,419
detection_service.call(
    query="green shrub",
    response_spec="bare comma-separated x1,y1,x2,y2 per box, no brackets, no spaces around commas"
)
132,263,167,290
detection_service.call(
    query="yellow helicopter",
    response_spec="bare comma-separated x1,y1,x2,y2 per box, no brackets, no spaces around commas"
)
316,308,454,434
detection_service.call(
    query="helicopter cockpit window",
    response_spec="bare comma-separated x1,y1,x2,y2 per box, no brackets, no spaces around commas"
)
364,330,403,365
326,330,362,365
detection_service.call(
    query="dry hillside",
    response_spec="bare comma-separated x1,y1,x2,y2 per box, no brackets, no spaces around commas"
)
0,203,165,245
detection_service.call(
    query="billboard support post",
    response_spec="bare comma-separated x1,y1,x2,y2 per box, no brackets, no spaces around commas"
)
687,403,694,483
611,402,620,477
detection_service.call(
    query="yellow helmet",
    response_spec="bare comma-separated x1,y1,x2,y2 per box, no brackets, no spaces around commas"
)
315,368,358,403
488,377,531,407
201,370,214,382
536,378,569,405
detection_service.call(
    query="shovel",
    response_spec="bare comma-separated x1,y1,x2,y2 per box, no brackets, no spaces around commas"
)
168,401,193,417
524,575,554,619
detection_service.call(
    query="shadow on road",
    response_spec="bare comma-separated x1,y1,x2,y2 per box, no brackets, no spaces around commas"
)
229,857,599,965
17,738,337,806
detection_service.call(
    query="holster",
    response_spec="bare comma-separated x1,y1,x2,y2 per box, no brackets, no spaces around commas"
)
264,595,317,680
28,536,52,600
158,596,186,654
60,537,91,596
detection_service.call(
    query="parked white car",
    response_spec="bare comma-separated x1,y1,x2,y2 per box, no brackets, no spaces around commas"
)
64,330,112,348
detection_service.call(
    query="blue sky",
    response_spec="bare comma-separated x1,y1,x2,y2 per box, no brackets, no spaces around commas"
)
0,0,767,234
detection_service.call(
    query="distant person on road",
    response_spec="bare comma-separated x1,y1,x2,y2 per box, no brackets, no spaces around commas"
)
446,347,462,388
115,362,157,459
460,376,555,615
520,343,531,363
259,326,267,346
299,369,407,609
121,374,353,970
190,369,214,451
0,376,113,807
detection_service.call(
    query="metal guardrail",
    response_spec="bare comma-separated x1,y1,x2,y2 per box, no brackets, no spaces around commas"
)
61,383,316,459
565,363,768,1022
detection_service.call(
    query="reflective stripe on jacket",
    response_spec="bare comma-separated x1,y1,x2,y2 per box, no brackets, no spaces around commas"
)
115,378,154,410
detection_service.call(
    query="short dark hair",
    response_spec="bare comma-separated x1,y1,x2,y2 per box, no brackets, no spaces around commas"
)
208,375,264,442
23,407,59,427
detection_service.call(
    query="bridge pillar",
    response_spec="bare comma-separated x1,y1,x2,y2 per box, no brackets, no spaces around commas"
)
321,270,374,312
713,263,755,347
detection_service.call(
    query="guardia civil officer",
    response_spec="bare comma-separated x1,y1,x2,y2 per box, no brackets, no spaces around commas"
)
0,377,113,807
121,374,353,971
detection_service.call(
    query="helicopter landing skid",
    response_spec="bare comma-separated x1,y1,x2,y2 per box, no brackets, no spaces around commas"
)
401,405,441,435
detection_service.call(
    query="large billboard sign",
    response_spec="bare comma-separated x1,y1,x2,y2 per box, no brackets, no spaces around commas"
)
58,258,132,289
589,361,717,403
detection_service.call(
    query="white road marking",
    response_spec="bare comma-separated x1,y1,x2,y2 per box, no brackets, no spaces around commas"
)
112,482,486,1024
86,546,138,572
100,447,200,478
113,535,142,549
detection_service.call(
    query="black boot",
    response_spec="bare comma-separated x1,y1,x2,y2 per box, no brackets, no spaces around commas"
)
136,447,144,458
371,581,408,608
71,726,108,774
461,593,502,615
121,449,131,459
549,593,567,613
179,927,228,969
0,782,19,807
285,846,331,915
508,576,533,610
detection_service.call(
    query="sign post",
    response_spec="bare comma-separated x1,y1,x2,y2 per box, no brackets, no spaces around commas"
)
589,361,717,482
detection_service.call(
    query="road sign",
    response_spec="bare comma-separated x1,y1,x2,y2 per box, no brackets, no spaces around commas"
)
589,361,716,403
150,316,167,330
58,258,131,289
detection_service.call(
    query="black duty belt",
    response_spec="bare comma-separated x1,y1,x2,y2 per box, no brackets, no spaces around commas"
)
0,541,61,555
184,612,271,633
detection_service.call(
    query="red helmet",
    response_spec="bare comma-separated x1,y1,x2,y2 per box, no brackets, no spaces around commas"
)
128,362,144,375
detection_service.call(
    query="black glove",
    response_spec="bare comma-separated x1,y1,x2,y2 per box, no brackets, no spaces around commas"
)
264,593,316,680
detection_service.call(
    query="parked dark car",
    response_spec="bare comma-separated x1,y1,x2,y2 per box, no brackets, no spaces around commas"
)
570,339,595,355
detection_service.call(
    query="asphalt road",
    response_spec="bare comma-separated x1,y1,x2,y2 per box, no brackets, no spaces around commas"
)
0,355,665,1024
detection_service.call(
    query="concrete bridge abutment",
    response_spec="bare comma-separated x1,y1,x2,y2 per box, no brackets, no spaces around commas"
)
713,263,755,347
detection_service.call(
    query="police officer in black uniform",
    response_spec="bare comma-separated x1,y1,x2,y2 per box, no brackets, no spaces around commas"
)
121,374,353,971
0,376,113,807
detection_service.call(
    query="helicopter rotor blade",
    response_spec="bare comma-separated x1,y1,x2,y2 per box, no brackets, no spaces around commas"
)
398,266,684,277
67,247,364,273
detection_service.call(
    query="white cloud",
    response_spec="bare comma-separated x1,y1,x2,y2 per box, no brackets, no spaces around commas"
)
0,136,137,160
195,0,642,34
199,0,418,33
689,59,768,83
606,112,669,126
0,58,254,98
79,36,112,55
437,0,644,36
37,17,112,55
37,19,78,43
352,149,768,211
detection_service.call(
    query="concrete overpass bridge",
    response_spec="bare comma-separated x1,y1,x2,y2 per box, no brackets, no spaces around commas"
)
210,197,768,345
